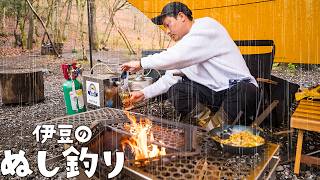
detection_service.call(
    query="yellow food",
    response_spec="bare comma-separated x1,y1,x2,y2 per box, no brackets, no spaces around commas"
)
219,131,265,147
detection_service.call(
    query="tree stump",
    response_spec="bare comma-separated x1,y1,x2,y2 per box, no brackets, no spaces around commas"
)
0,69,44,105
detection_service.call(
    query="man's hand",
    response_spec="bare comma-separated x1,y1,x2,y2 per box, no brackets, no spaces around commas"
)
121,60,141,73
130,91,145,104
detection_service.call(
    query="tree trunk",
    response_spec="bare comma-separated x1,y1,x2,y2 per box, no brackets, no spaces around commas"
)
25,0,60,57
115,22,136,54
52,0,60,42
14,8,21,47
77,0,87,60
102,0,131,51
19,16,27,49
0,69,44,104
89,0,99,50
133,15,136,30
1,7,5,30
27,0,34,49
34,1,40,39
104,23,114,45
62,0,72,40
45,0,54,29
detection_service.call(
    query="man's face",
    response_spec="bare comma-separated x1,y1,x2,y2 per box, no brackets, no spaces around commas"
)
162,13,189,41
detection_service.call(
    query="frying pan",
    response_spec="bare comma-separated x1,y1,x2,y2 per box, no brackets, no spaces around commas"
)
208,125,267,154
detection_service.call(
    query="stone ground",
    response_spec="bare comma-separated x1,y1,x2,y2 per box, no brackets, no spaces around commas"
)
0,52,320,179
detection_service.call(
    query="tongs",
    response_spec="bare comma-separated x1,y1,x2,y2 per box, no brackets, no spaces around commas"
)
219,111,243,140
220,128,233,140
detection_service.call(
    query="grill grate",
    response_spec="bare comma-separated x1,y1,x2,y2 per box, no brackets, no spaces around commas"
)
133,129,263,179
108,122,186,150
37,108,127,127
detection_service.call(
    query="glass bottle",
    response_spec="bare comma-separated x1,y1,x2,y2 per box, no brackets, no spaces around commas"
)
119,71,132,109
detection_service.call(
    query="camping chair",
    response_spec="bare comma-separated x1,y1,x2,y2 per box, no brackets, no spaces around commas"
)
141,41,279,128
234,40,279,127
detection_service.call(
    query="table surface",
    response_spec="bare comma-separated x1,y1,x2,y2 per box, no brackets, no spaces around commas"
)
291,100,320,132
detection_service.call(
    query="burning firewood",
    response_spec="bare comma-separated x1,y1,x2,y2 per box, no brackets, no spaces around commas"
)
120,111,166,164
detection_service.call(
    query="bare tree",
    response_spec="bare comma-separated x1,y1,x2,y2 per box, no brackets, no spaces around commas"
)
89,0,99,50
33,0,40,39
101,0,136,54
26,0,34,49
114,21,135,54
44,0,54,30
76,0,87,60
52,0,63,43
103,0,127,45
62,0,72,40
1,7,5,31
26,0,60,56
16,1,28,49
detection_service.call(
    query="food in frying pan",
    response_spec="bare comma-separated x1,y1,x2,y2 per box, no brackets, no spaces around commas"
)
213,131,265,147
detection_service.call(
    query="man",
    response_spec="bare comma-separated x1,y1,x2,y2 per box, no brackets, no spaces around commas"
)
121,2,258,125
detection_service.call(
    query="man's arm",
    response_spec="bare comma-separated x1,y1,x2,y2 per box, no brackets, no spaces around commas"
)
142,70,182,99
141,26,227,70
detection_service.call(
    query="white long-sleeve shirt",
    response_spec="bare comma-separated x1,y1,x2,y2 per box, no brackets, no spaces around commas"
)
141,17,257,99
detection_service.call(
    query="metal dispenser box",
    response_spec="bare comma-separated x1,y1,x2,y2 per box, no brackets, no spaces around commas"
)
83,72,121,108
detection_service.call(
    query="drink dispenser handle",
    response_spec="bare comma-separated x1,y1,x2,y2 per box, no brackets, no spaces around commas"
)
120,71,130,93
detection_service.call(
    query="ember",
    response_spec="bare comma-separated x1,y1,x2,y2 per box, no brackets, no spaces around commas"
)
120,111,166,161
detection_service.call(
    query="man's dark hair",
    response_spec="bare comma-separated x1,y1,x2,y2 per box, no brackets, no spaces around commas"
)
151,2,193,25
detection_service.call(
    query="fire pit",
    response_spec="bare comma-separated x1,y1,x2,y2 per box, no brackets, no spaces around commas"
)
84,111,200,179
39,107,280,179
86,119,279,179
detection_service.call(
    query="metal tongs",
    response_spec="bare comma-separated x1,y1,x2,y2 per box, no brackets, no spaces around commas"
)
219,111,243,140
220,128,234,140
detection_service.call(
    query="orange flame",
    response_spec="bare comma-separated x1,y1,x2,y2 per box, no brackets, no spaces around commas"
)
121,111,166,161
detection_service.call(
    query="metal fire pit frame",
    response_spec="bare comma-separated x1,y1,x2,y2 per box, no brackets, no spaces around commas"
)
39,107,280,179
94,114,199,152
115,130,280,180
85,118,200,179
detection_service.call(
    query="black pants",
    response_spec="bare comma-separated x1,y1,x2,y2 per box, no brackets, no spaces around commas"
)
167,78,259,124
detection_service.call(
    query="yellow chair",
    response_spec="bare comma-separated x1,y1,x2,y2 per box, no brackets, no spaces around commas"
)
290,99,320,174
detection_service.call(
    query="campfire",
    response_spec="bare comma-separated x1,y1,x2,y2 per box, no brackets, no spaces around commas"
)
120,112,166,162
80,108,199,179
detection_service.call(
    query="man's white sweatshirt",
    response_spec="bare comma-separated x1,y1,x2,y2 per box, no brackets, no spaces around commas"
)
141,17,257,99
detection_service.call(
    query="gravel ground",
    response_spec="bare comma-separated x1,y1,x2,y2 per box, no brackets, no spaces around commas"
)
272,64,320,87
271,64,320,180
0,53,319,179
0,54,68,179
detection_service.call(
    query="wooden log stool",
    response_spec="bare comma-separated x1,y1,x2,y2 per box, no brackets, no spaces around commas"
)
0,69,45,105
290,99,320,174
